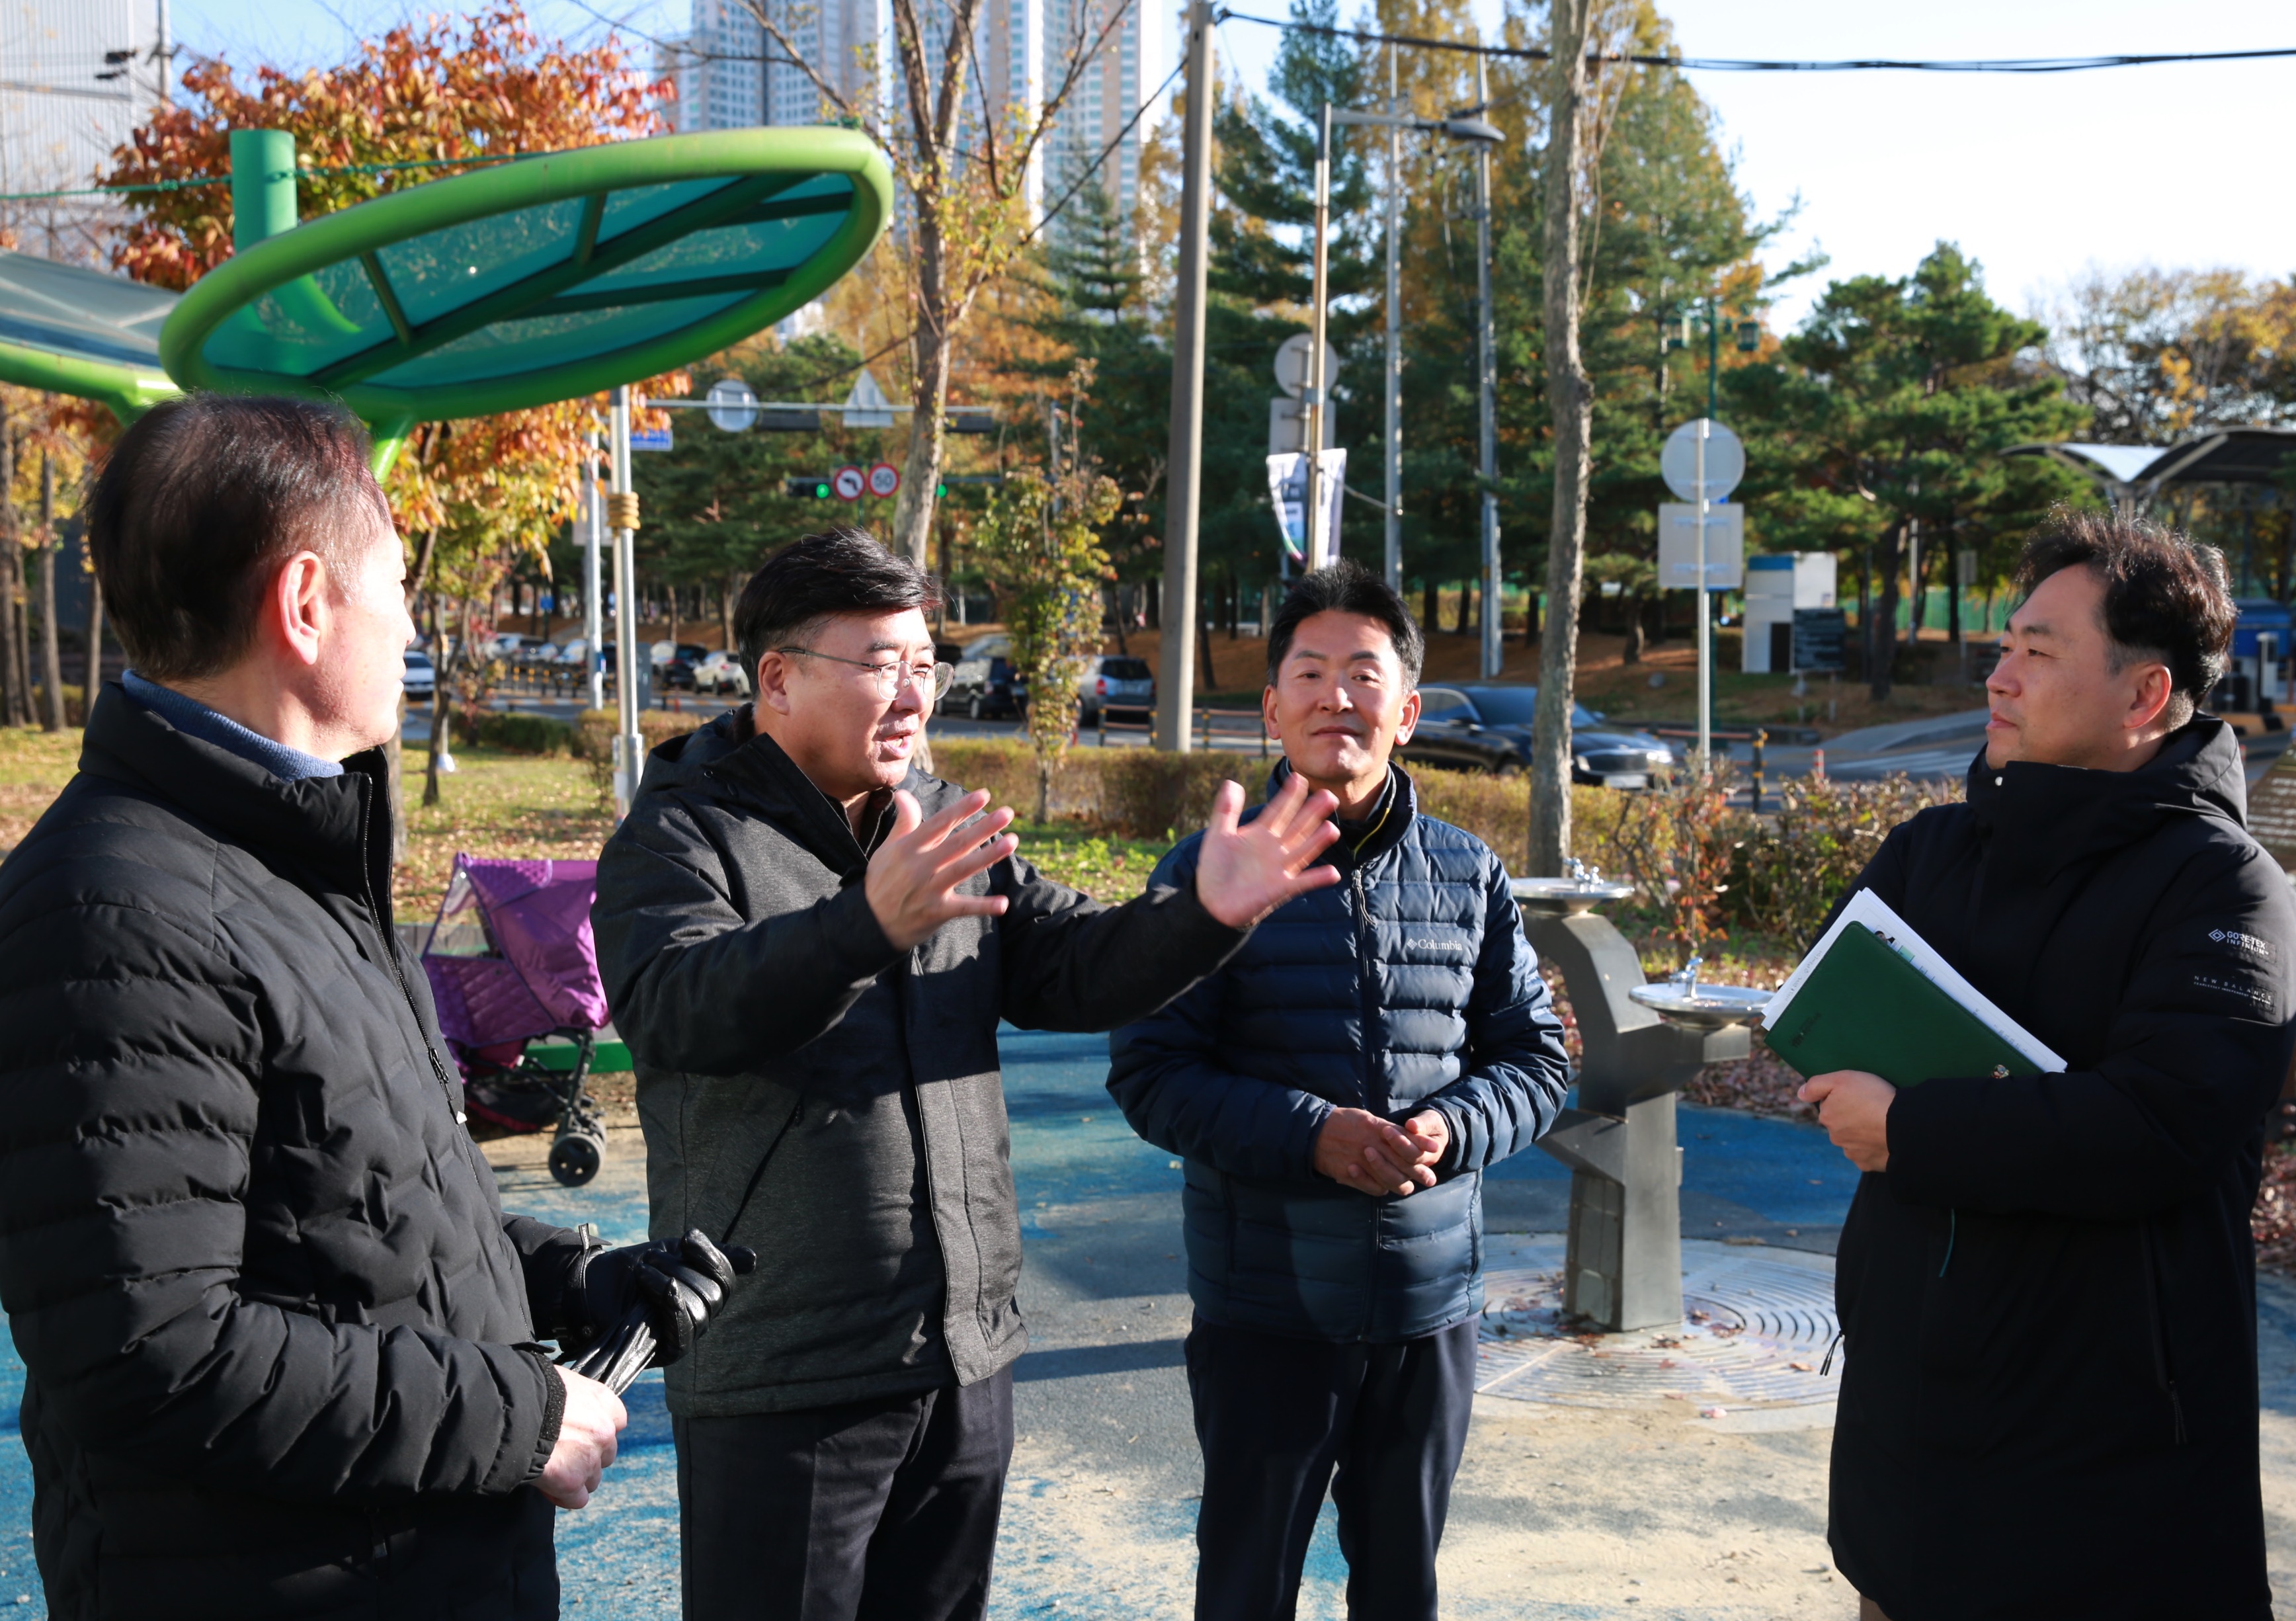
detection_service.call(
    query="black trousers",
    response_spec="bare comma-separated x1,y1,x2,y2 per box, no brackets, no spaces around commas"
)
1185,1315,1479,1621
673,1368,1014,1621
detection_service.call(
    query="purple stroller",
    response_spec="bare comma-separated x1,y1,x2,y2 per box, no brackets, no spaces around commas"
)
422,854,622,1186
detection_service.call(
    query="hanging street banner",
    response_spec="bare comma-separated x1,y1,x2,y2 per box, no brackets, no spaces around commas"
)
1657,502,1744,589
1266,450,1346,566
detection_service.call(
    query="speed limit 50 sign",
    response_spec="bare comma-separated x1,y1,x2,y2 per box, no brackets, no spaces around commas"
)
867,462,901,497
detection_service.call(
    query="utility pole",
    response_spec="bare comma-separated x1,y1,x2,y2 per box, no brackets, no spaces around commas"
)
1157,0,1215,753
1382,44,1402,592
1304,101,1334,571
1474,46,1500,681
610,386,641,811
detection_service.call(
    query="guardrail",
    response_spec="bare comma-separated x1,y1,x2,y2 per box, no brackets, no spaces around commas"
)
1094,707,1272,756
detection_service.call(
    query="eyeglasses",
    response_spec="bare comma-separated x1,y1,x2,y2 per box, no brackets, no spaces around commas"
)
777,646,956,703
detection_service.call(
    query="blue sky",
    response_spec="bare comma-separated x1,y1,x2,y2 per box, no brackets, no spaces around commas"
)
168,0,2295,329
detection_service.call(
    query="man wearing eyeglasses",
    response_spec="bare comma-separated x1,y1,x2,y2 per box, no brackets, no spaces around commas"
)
592,527,1342,1621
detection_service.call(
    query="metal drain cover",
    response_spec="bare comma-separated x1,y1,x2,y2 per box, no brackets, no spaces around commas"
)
1475,1237,1841,1411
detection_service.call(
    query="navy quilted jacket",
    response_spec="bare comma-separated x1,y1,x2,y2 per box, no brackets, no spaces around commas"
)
1107,765,1569,1342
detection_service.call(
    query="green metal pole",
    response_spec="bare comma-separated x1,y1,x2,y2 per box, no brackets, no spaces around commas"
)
229,129,297,249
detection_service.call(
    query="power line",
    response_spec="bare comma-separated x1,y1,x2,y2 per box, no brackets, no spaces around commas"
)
1218,9,2296,73
0,150,541,206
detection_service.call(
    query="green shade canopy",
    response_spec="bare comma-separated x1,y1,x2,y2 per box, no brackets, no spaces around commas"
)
161,127,893,429
0,249,182,420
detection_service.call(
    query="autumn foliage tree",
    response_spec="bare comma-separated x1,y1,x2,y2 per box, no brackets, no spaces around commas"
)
100,5,679,811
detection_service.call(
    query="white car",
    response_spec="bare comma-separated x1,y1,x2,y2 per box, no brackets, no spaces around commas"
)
692,650,751,696
403,649,436,701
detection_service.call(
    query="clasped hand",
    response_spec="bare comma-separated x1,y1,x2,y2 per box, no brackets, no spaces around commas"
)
1314,1107,1450,1197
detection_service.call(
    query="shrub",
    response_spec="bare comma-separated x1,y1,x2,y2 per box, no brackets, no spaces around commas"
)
1729,772,1961,951
573,709,708,800
1597,763,1753,955
467,711,572,755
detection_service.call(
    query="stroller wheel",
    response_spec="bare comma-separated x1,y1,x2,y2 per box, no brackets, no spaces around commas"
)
548,1128,605,1188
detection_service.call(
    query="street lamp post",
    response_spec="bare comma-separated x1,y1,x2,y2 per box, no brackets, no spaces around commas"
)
1306,99,1500,580
1471,48,1499,681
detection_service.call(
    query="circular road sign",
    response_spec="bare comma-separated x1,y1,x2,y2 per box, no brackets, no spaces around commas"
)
706,376,758,431
1272,331,1341,399
1662,418,1744,503
161,128,893,435
866,461,900,498
831,465,866,501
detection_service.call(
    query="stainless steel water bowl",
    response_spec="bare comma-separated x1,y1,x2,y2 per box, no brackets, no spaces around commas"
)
1627,982,1773,1029
1511,877,1636,916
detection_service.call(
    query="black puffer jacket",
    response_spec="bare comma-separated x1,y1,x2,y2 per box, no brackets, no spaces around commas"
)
593,710,1247,1417
0,685,580,1621
1107,765,1570,1341
1828,718,2296,1621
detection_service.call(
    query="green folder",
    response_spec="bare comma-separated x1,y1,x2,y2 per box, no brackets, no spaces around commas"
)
1765,923,2042,1089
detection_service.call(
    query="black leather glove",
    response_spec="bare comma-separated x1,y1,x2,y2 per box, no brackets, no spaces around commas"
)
566,1230,739,1368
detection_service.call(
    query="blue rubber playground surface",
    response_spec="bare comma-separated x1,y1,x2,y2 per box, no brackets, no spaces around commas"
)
0,1028,1875,1618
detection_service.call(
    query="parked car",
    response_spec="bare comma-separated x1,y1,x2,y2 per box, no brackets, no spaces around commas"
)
1079,655,1153,725
1399,684,1674,786
657,653,697,692
488,633,532,661
403,649,436,702
947,634,1022,720
692,650,751,697
554,638,590,669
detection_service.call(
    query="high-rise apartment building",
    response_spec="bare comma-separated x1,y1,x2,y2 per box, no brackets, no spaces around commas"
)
660,0,1158,235
0,0,166,256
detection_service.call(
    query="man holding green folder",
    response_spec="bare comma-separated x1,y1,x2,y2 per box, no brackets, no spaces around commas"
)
1797,511,2296,1621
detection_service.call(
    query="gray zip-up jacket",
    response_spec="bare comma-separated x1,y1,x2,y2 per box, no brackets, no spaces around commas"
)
593,709,1247,1415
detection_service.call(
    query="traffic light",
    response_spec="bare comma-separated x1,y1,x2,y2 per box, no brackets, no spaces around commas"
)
786,476,833,499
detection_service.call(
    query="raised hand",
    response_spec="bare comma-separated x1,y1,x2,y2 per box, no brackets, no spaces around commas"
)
865,789,1018,952
1192,775,1342,929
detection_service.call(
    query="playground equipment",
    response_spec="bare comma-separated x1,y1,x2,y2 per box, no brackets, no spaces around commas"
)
0,125,894,471
1516,864,1770,1331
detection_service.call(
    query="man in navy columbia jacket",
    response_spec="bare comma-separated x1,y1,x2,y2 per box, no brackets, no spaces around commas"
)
1108,563,1570,1621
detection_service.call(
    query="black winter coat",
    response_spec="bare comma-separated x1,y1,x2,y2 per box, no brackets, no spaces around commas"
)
1828,718,2296,1621
1106,765,1570,1341
592,712,1248,1416
0,685,580,1621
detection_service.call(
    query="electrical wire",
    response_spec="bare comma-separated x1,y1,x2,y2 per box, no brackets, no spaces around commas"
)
0,149,541,205
1217,9,2296,73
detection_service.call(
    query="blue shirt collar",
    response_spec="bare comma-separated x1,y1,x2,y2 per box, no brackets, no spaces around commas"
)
120,671,347,782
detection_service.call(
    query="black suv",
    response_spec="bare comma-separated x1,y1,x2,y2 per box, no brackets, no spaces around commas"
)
947,634,1023,720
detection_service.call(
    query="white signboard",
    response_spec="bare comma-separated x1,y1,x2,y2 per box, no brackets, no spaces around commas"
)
1266,449,1347,567
1272,332,1342,399
706,377,758,432
1657,503,1744,590
1661,419,1744,503
1267,395,1338,454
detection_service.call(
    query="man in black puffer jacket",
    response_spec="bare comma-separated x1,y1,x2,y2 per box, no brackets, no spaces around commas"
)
1798,513,2296,1621
0,396,716,1621
1109,565,1570,1621
592,529,1344,1621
